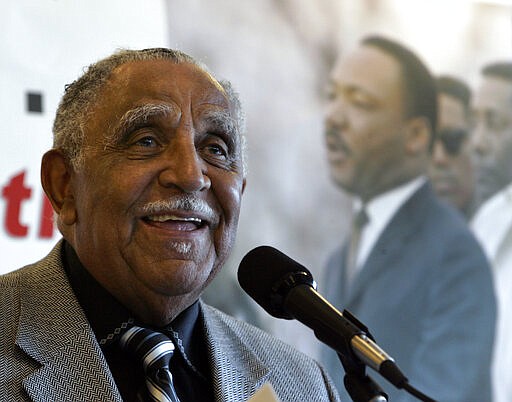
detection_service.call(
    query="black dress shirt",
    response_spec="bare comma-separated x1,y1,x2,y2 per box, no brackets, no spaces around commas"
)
62,241,214,401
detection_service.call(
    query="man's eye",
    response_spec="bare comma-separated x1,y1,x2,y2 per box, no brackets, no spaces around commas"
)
205,143,228,157
351,94,375,110
134,136,158,148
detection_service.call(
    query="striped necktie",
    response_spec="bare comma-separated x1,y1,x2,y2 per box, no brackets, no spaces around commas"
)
120,326,181,402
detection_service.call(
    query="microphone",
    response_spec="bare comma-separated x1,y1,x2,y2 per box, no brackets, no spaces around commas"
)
237,245,408,389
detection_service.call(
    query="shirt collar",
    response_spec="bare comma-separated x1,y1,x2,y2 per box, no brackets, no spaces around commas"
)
62,240,200,351
353,176,426,269
355,176,427,223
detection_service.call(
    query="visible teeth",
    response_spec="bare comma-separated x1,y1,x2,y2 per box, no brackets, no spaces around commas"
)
147,214,202,223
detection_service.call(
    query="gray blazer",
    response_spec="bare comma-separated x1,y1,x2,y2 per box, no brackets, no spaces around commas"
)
0,241,340,402
321,182,496,402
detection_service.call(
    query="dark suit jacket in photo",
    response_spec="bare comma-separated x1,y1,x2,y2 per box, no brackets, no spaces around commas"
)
321,182,496,402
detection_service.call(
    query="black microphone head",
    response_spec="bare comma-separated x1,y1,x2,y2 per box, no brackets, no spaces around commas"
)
237,246,315,319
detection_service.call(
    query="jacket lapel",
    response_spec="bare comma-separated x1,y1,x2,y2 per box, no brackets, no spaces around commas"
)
201,302,270,401
347,183,432,306
16,241,122,402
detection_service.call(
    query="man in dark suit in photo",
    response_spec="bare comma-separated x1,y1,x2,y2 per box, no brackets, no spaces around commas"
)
0,48,340,401
321,35,495,401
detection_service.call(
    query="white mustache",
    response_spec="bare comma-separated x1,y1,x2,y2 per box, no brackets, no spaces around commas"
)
141,196,216,222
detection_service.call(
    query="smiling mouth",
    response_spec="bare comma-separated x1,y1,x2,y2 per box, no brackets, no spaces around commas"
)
143,214,207,231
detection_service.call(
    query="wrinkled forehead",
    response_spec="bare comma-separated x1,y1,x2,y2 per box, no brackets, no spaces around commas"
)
85,60,235,135
108,59,229,106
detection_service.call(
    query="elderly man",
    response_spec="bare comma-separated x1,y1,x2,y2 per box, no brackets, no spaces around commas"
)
429,75,476,218
321,35,495,402
0,48,340,401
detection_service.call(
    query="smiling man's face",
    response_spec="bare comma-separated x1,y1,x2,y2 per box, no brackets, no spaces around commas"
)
47,59,245,324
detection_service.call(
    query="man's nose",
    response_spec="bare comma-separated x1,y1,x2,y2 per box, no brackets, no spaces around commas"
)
325,98,348,129
158,134,211,193
470,122,490,158
432,141,449,166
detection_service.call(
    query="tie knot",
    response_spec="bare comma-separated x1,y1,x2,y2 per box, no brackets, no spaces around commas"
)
119,326,181,402
353,207,369,229
120,326,175,373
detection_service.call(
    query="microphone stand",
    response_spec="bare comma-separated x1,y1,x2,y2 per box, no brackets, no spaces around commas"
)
336,328,388,402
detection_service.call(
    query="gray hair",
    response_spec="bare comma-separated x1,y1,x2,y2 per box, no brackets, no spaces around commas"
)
53,48,247,174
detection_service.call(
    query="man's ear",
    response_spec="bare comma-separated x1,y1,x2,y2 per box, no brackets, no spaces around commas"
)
40,150,77,226
405,116,432,155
